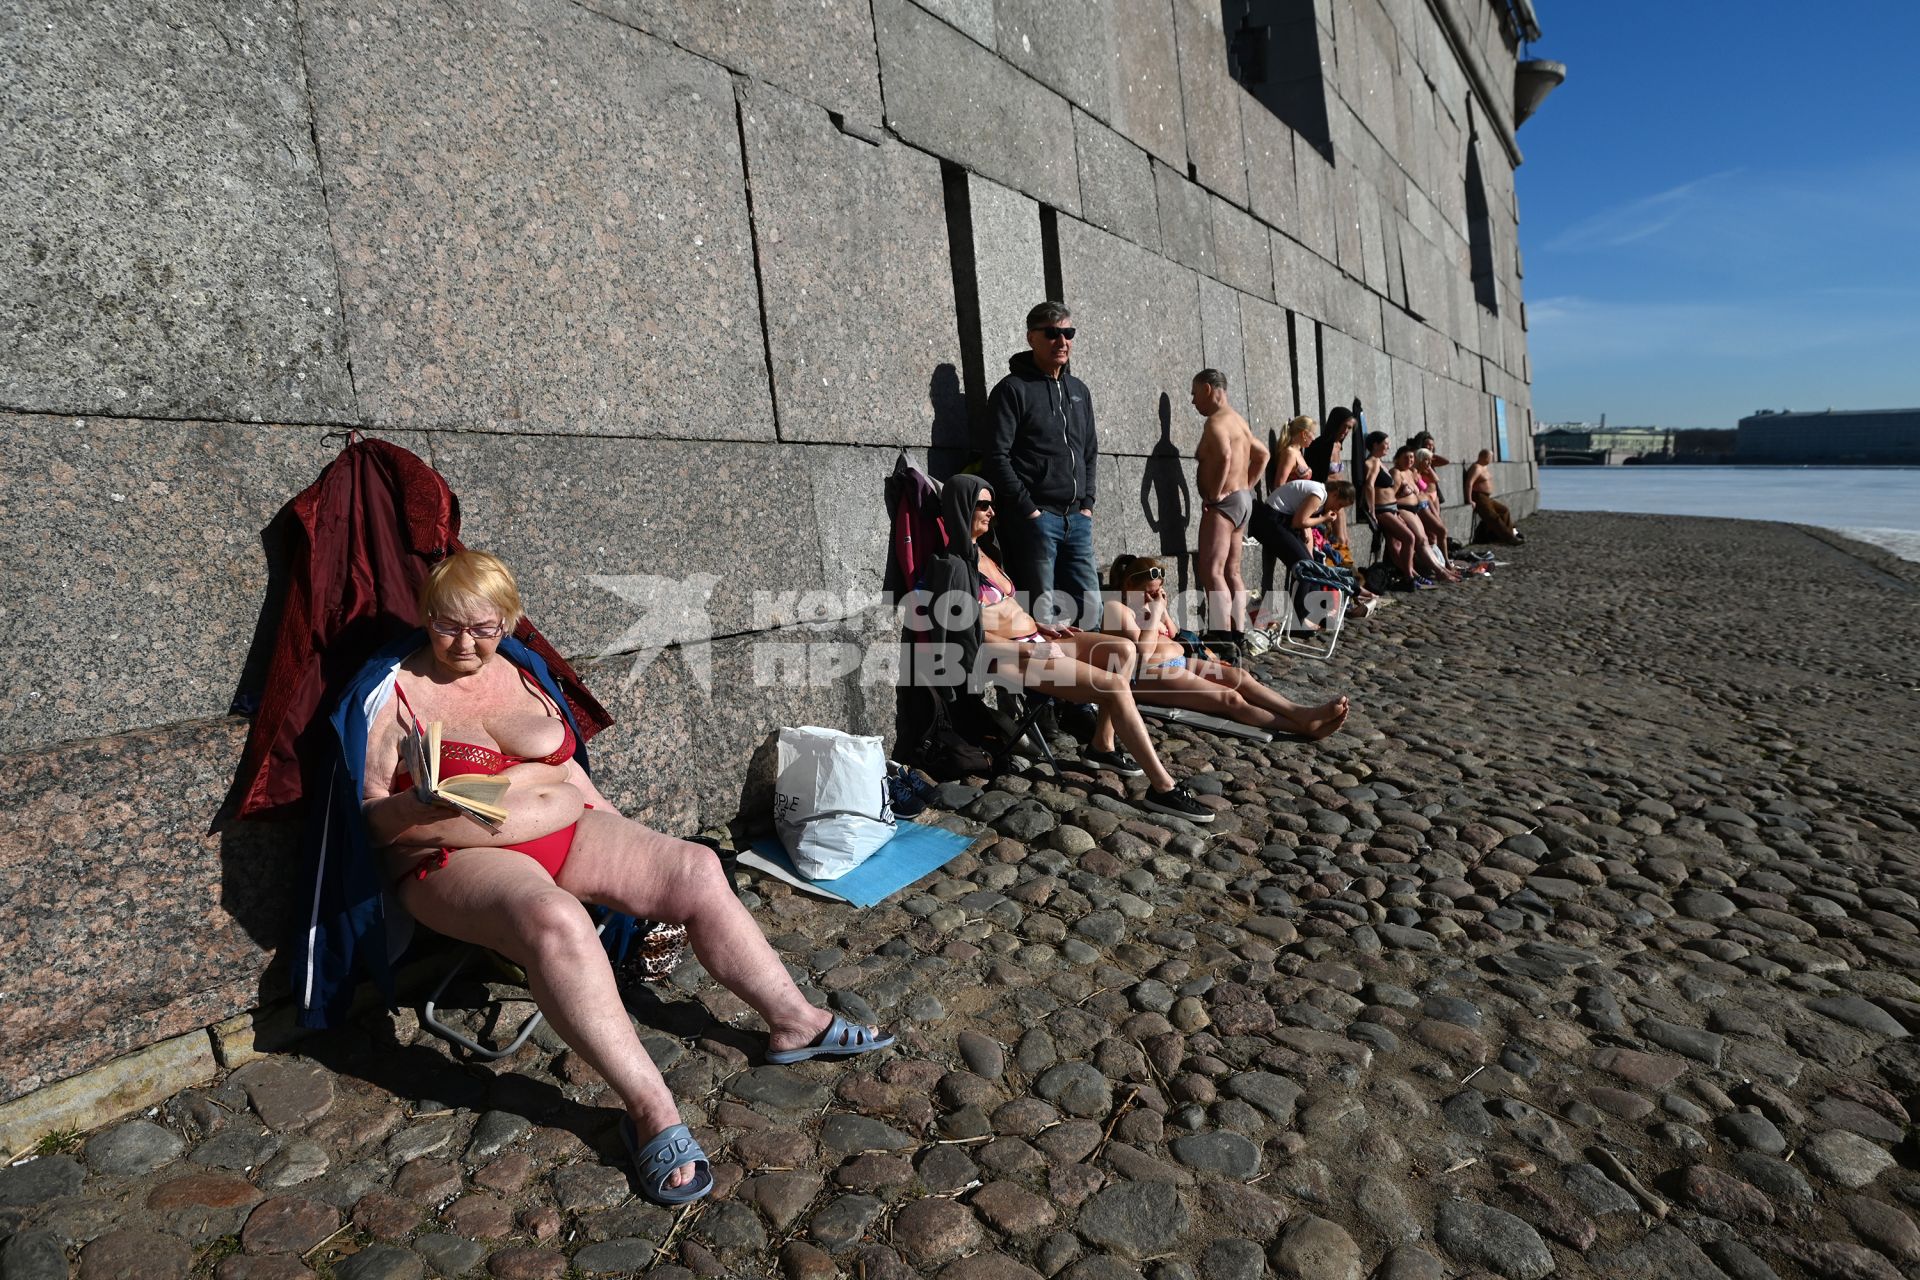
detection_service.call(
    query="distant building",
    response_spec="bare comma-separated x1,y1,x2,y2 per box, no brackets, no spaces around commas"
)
1535,424,1670,465
1737,409,1920,464
1670,429,1736,462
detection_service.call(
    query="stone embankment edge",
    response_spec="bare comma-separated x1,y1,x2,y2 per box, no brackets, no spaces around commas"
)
0,955,447,1159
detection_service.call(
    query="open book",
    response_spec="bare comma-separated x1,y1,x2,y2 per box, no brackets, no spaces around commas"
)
402,720,510,830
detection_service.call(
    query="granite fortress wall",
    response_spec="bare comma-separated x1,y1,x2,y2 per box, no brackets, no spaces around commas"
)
0,0,1541,1103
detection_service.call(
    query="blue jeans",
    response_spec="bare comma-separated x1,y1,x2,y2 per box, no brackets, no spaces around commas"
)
1004,510,1101,627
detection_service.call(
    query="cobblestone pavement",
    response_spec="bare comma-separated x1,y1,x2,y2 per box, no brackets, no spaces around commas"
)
7,512,1920,1280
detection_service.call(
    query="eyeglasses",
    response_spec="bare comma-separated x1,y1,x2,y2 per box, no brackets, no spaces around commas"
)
429,619,506,639
975,498,995,511
1031,325,1076,341
1127,566,1165,583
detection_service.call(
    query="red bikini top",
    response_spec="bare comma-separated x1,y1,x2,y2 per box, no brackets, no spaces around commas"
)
391,675,576,784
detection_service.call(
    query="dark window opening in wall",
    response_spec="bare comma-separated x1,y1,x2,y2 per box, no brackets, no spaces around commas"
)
1465,136,1499,314
1221,0,1332,163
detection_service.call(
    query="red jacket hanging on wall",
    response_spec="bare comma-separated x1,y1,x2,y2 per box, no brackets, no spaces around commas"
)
229,433,611,822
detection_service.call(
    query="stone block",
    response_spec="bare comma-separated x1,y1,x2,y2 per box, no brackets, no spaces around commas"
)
429,434,824,650
1380,215,1410,310
1380,304,1421,363
1096,455,1203,602
1319,326,1360,417
1055,217,1203,458
574,0,882,125
1322,268,1384,350
1358,180,1390,295
1421,369,1448,438
805,447,927,607
0,0,353,423
579,628,881,833
1170,0,1248,205
1073,110,1161,252
992,0,1111,118
1294,318,1322,418
1103,0,1187,170
1292,145,1339,263
210,1004,306,1071
0,414,393,754
873,0,1079,214
1210,196,1273,300
0,716,293,1102
916,0,996,45
1154,162,1215,275
961,175,1048,410
1362,344,1396,438
303,0,772,437
1199,279,1248,414
1271,232,1330,324
1332,167,1365,279
0,1027,218,1153
739,80,960,446
1243,99,1301,241
1391,357,1427,439
1238,295,1299,441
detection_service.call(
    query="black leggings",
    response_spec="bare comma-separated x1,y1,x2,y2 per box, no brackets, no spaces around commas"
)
1249,503,1314,614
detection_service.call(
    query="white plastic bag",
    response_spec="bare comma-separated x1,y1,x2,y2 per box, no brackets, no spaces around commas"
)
773,726,897,879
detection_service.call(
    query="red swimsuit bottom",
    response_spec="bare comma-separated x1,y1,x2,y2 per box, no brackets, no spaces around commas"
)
393,682,584,882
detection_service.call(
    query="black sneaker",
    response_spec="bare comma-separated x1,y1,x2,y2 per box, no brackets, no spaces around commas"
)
1082,748,1145,777
1141,782,1215,824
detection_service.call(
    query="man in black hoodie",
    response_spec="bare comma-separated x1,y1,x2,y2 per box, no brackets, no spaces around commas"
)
979,300,1101,628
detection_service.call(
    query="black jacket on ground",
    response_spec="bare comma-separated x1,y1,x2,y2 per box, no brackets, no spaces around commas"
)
979,351,1099,518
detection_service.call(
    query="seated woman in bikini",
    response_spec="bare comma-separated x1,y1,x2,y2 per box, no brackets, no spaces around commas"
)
947,477,1214,823
1098,555,1349,740
1389,444,1462,582
1409,445,1453,552
1359,431,1429,588
1272,416,1317,487
362,551,892,1206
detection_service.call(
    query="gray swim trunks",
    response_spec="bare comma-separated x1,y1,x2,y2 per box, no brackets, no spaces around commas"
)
1205,487,1253,530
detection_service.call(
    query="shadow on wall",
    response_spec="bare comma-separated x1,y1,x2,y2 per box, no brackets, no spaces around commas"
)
928,359,981,482
1141,393,1193,595
930,362,968,455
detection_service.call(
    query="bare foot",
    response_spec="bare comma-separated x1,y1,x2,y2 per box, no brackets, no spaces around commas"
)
630,1100,700,1191
1291,696,1350,740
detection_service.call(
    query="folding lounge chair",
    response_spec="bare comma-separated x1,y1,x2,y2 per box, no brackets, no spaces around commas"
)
1273,559,1351,661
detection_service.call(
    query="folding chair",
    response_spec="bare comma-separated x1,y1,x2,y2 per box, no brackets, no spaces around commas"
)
1273,560,1351,660
421,917,611,1060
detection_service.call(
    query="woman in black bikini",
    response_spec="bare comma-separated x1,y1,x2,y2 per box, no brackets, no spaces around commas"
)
921,476,1214,823
1390,445,1461,583
1359,431,1426,587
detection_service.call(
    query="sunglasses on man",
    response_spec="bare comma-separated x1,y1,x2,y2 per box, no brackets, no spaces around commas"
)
1030,325,1076,341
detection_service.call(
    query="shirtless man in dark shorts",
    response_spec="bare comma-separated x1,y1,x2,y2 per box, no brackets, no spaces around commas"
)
1192,369,1269,644
1464,449,1523,543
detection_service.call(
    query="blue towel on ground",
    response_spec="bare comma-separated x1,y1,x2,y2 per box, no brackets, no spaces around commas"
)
747,821,974,908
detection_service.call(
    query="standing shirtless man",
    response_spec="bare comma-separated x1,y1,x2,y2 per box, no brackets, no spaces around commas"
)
1464,449,1523,543
1191,369,1268,645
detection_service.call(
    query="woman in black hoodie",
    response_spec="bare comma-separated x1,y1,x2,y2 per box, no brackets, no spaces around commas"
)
920,475,1213,824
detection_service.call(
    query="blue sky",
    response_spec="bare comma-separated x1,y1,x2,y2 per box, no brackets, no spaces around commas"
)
1516,2,1920,429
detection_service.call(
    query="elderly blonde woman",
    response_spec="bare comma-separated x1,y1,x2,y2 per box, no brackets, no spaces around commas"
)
302,551,891,1206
